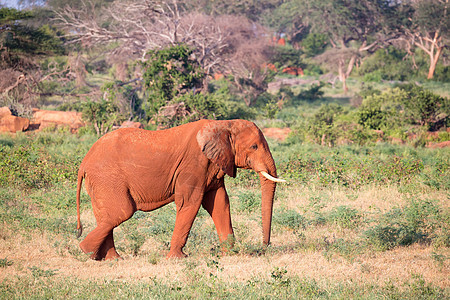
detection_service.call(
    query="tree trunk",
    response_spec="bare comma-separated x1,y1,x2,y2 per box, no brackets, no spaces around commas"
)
427,46,443,80
338,59,348,93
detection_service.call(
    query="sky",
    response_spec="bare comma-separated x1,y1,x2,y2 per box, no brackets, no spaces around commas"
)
1,0,21,8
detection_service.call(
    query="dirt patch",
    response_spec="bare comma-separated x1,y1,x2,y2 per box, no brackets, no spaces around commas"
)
263,127,291,141
427,141,450,148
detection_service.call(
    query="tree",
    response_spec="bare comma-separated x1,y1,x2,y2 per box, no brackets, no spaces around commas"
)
403,0,449,79
140,45,204,116
54,0,272,106
271,0,407,92
0,7,65,108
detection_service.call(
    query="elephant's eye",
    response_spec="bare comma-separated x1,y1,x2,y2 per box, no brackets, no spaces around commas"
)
250,144,258,150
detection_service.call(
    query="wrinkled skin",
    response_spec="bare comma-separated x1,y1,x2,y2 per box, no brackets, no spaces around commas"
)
76,119,281,260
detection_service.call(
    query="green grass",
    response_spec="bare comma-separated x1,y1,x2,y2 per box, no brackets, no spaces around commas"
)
1,130,448,299
0,271,447,299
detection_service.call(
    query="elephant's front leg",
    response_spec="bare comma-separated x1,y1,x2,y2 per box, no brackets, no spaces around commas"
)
202,186,234,248
167,190,203,258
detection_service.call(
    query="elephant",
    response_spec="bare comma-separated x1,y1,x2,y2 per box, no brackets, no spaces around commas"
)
75,119,285,260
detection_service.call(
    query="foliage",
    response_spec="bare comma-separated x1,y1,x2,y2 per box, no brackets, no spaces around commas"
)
301,33,328,57
236,190,261,213
356,46,425,81
273,208,306,231
140,45,204,118
358,85,449,132
364,198,446,251
304,103,345,146
81,98,124,136
0,258,13,268
327,206,360,229
0,132,93,189
100,81,142,120
155,92,229,128
270,45,304,70
276,145,443,189
0,144,78,189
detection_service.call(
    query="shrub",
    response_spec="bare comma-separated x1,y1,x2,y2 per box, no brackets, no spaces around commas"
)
81,98,124,136
355,46,425,81
273,208,306,230
327,206,360,229
364,198,443,251
301,33,328,57
304,103,344,146
236,190,260,213
358,85,449,133
357,88,409,131
277,149,425,188
140,45,204,119
0,145,78,189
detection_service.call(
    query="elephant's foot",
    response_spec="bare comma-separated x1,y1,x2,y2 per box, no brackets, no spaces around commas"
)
220,234,236,253
166,249,188,259
79,239,96,257
104,249,122,261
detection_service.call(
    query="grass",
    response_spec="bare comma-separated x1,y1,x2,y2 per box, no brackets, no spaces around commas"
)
0,130,449,298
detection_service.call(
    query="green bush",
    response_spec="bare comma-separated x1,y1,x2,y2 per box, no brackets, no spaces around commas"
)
301,33,328,57
358,85,449,132
277,147,428,188
81,98,124,136
327,206,360,229
140,44,204,119
364,198,445,251
357,88,409,131
0,145,78,189
236,190,261,213
355,46,425,81
273,208,306,230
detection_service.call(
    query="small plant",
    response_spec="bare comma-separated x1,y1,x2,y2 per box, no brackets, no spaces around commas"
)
297,83,324,102
270,266,290,286
273,208,306,231
81,98,124,136
0,258,13,268
327,206,361,229
128,231,146,256
431,252,446,271
364,198,442,251
206,255,223,278
29,266,57,278
237,190,260,213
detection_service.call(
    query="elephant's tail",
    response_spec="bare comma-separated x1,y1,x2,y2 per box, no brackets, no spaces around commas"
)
76,167,85,238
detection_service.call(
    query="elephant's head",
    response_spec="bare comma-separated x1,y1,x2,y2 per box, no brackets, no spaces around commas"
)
197,119,284,246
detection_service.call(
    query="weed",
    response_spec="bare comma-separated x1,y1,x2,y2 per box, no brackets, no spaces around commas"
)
363,198,442,251
270,266,290,286
431,252,447,271
236,190,260,213
29,266,58,278
327,206,361,229
0,258,13,268
273,208,306,231
206,255,223,278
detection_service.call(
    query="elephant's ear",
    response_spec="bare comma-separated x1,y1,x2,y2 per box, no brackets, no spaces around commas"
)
197,122,236,177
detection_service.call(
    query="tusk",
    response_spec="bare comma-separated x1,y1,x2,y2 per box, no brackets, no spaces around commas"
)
260,171,286,183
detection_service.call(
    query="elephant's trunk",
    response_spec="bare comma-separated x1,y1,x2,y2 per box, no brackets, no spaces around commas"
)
259,156,278,246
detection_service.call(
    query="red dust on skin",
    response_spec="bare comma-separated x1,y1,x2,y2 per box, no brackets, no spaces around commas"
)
76,119,282,260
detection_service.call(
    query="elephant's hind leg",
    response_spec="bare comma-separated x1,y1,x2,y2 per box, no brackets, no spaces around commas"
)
98,230,121,260
80,181,136,260
79,222,116,260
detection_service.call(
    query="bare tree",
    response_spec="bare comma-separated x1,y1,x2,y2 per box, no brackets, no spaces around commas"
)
402,0,449,79
54,0,272,104
54,1,225,70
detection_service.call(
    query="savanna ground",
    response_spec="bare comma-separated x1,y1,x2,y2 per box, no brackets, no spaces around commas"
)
0,127,449,299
